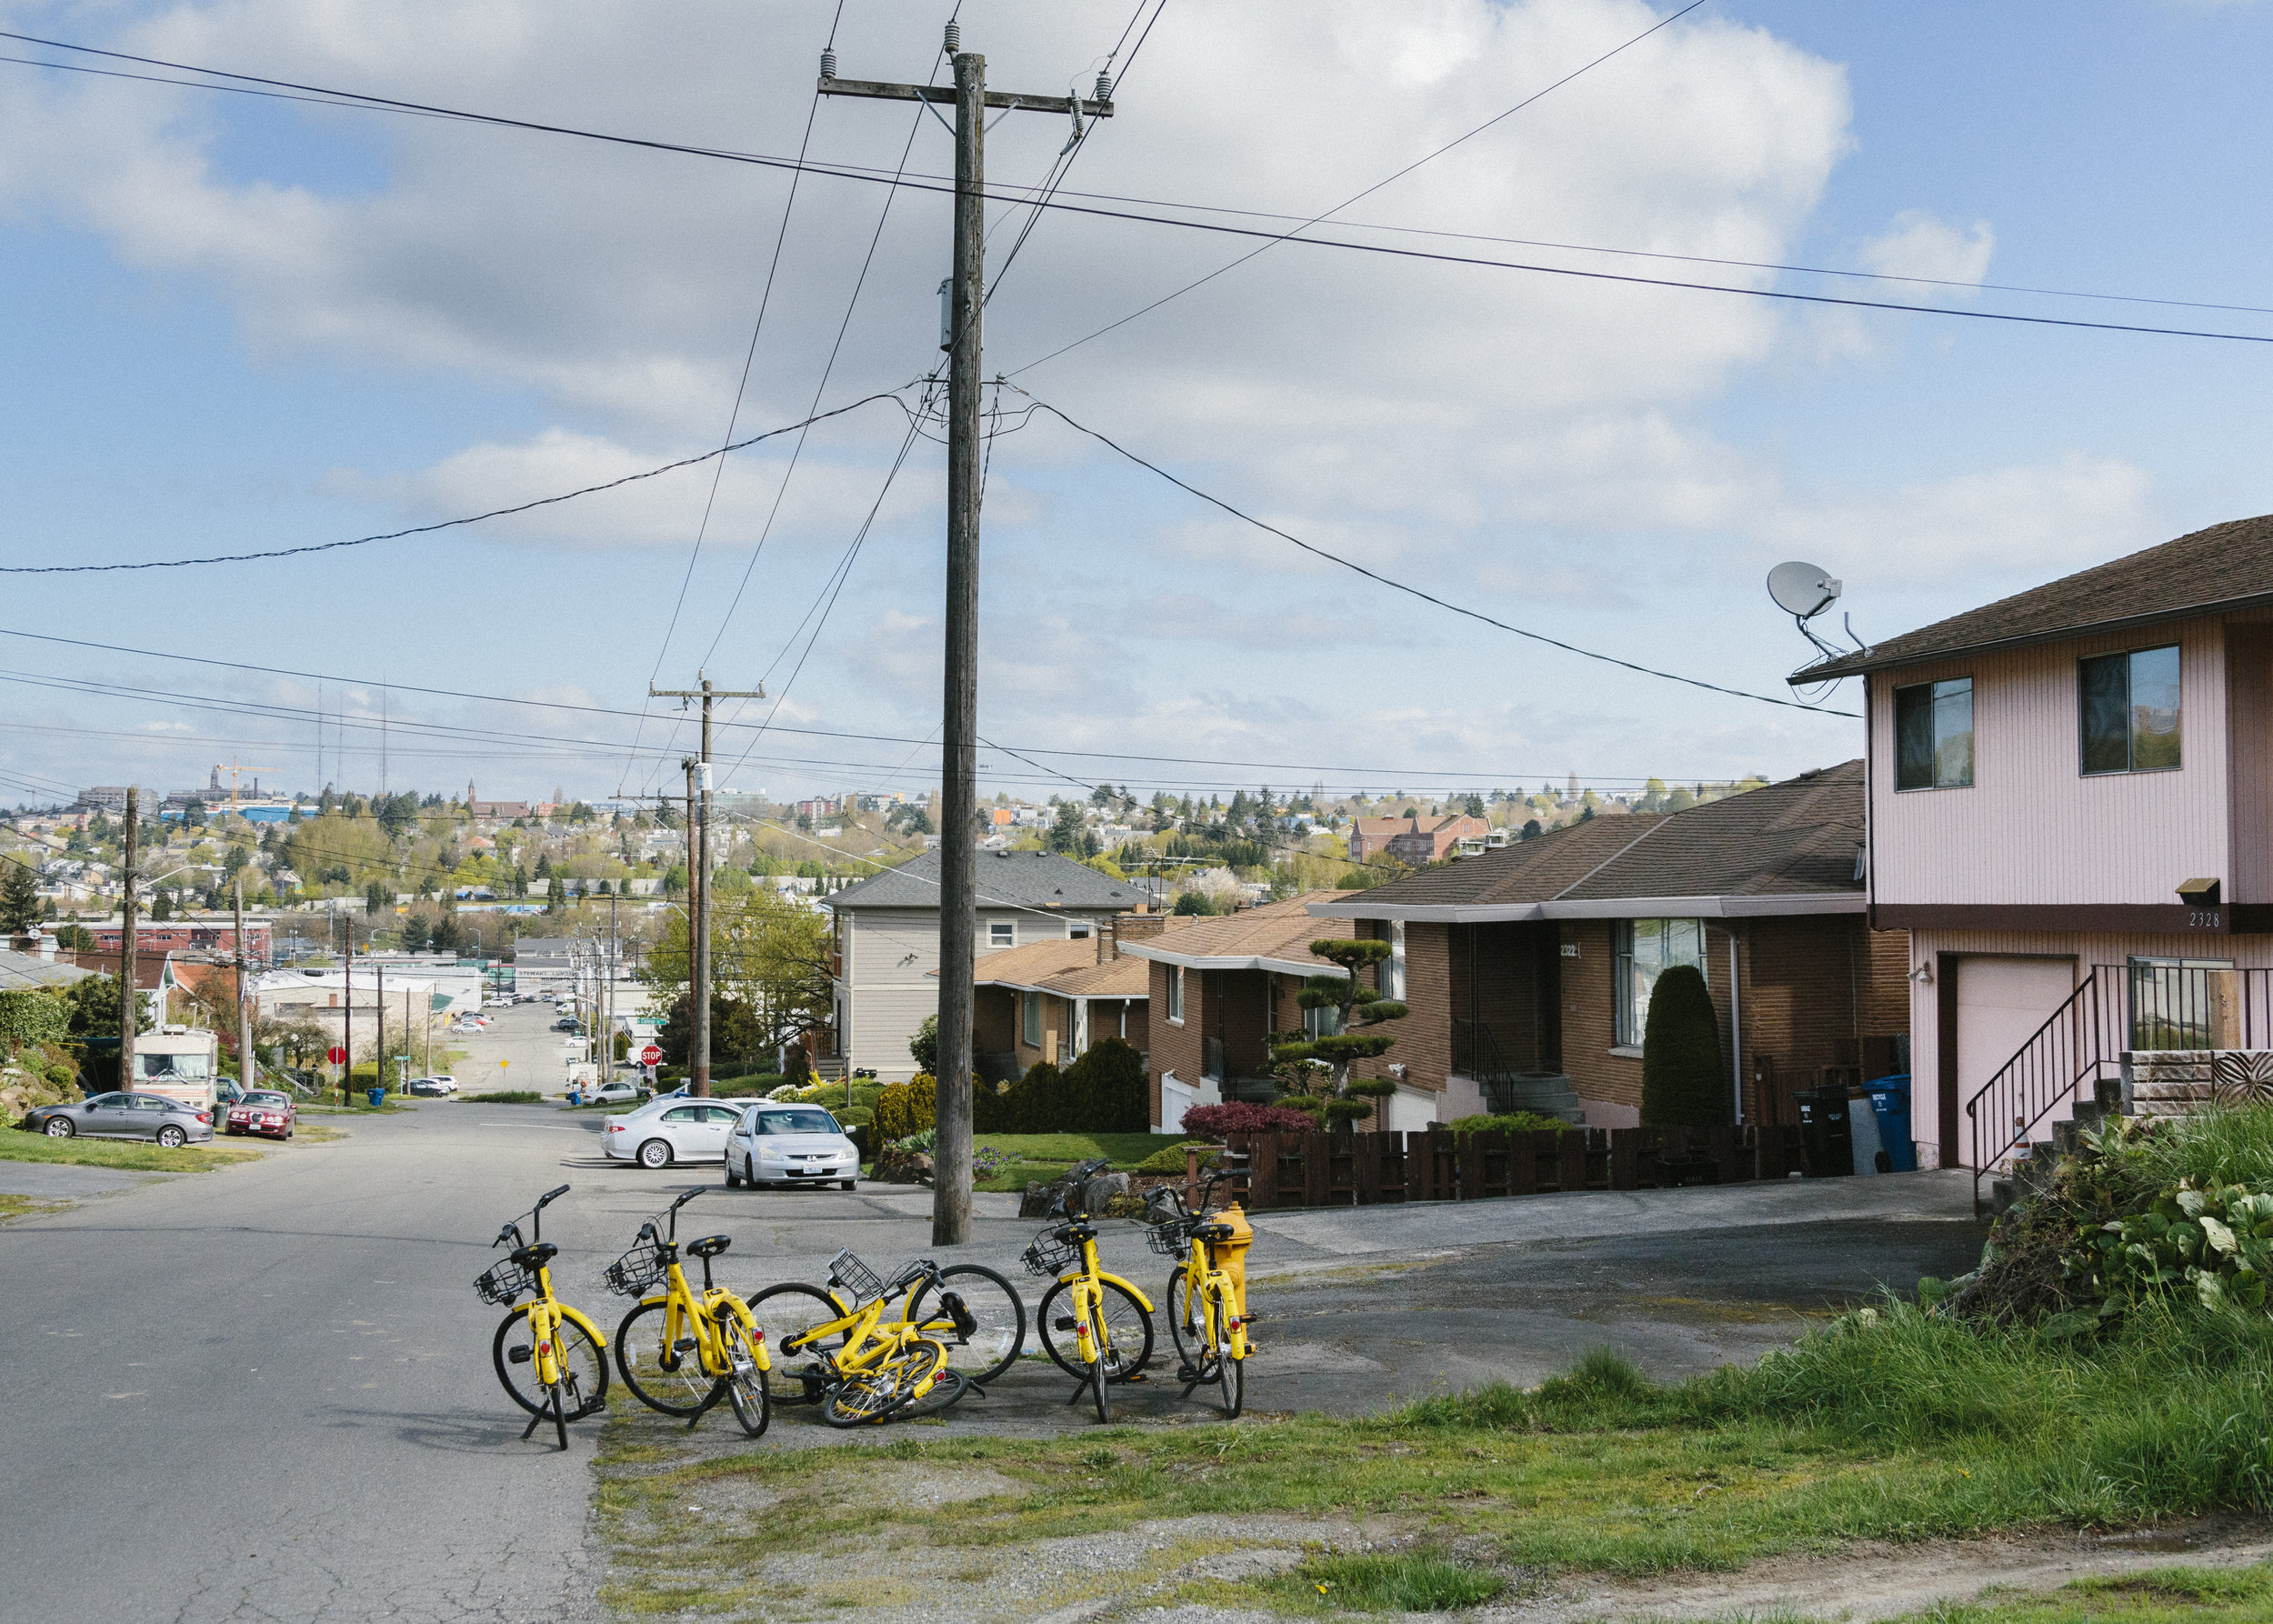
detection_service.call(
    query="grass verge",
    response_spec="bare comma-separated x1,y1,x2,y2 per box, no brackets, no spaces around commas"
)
460,1090,545,1104
1918,1563,2273,1624
0,1192,72,1221
972,1131,1188,1192
0,1130,264,1172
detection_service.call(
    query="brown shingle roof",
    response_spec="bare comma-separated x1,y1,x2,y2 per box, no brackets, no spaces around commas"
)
1311,767,1865,921
972,937,1149,999
1793,514,2273,681
1118,892,1357,975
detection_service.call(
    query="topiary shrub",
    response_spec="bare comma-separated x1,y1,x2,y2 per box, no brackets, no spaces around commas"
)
1639,963,1728,1127
1182,1101,1317,1138
1063,1038,1147,1132
1134,1139,1221,1176
1002,1061,1064,1134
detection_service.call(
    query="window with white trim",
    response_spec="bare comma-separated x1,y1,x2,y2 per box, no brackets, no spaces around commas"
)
988,920,1014,947
1613,918,1706,1048
1386,921,1406,1000
1166,965,1184,1024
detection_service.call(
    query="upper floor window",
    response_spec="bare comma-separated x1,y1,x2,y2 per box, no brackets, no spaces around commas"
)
988,920,1014,947
1165,964,1185,1023
2081,645,2181,775
1894,677,1974,790
1614,918,1705,1048
1068,922,1091,939
1384,921,1407,1000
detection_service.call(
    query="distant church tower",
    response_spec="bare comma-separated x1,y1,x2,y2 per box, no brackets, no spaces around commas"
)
467,778,477,807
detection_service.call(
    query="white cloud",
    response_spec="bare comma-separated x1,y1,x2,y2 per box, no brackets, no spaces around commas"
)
1857,208,1996,296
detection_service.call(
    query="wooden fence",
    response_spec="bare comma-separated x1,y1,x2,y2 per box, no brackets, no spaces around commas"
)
1224,1125,1810,1209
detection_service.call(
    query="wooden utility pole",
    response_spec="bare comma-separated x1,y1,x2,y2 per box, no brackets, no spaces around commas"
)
822,30,1114,1247
119,787,140,1090
650,676,761,1097
234,876,255,1091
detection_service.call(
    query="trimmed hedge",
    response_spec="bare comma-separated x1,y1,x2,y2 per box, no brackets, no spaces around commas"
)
874,1076,936,1143
1182,1101,1318,1138
1447,1111,1574,1136
1639,963,1727,1127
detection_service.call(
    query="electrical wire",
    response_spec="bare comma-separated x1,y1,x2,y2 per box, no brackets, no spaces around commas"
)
1013,391,1859,717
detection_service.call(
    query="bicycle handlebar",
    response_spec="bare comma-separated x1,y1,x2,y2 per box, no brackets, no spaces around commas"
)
538,1183,570,1208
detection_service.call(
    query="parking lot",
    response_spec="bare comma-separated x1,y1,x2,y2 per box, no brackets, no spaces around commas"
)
0,1066,1986,1623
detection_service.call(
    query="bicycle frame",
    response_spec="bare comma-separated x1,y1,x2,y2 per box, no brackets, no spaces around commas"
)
778,1262,962,1397
636,1191,770,1384
1058,1228,1156,1360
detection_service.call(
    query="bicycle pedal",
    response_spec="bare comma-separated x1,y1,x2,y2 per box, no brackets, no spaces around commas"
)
674,1338,700,1354
1053,1317,1077,1331
1175,1365,1202,1383
507,1346,533,1365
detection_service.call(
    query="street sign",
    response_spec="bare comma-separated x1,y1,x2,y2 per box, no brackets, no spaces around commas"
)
638,1044,663,1068
325,1047,346,1066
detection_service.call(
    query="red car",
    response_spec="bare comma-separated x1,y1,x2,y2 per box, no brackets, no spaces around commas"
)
225,1090,297,1140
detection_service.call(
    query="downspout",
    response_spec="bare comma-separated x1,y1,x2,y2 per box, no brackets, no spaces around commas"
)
1727,927,1745,1125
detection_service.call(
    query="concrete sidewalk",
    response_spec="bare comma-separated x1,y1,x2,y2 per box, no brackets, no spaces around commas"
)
1248,1168,1978,1257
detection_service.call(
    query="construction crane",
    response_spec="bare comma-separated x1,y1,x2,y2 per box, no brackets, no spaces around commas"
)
213,758,280,813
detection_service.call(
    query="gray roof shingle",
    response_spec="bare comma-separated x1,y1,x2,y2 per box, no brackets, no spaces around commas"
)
1792,514,2273,681
829,849,1138,912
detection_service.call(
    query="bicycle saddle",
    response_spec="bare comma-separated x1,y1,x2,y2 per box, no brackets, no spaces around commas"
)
1194,1222,1236,1242
1060,1217,1097,1238
512,1242,558,1268
686,1235,732,1259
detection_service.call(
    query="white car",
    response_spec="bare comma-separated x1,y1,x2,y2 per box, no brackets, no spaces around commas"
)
585,1078,646,1107
410,1074,458,1095
603,1099,746,1168
724,1103,860,1191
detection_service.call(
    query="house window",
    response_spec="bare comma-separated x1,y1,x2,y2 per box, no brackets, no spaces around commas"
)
2081,645,2181,775
1021,990,1041,1048
1385,921,1406,1000
1068,922,1090,939
989,920,1015,947
1304,1001,1345,1040
1613,918,1706,1048
1166,965,1185,1024
2127,956,2232,1051
1894,677,1974,789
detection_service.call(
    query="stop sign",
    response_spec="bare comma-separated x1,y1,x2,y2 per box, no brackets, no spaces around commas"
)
325,1047,347,1066
638,1045,663,1068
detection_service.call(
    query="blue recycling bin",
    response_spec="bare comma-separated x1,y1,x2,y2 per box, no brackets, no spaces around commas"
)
1866,1075,1916,1172
366,1087,386,1108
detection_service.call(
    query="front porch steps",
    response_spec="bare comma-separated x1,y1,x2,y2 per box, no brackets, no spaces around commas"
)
1987,1078,2122,1216
1482,1070,1587,1125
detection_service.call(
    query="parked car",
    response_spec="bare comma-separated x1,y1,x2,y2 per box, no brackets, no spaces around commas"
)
25,1091,215,1148
404,1078,451,1098
586,1078,647,1107
225,1090,297,1140
551,1018,579,1033
725,1103,859,1190
421,1074,457,1094
602,1099,746,1168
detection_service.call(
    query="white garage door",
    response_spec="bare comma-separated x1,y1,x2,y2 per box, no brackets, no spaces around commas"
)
1955,957,2077,1162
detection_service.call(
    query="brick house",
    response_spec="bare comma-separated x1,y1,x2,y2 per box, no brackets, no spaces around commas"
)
1790,513,2273,1173
971,923,1151,1080
1347,813,1488,865
1117,894,1379,1134
1308,765,1910,1130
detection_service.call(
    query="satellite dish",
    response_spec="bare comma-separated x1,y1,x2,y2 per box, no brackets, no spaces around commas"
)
1767,561,1842,621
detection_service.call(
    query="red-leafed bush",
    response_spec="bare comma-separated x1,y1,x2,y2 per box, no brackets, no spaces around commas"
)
1181,1101,1318,1138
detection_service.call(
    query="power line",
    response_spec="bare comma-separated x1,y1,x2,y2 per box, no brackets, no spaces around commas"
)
1015,392,1859,718
8,29,2273,349
0,391,911,575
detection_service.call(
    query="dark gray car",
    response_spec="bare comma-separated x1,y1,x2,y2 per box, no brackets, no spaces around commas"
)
25,1091,215,1148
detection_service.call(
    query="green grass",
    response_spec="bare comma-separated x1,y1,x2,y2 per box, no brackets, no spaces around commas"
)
0,1192,71,1221
1914,1564,2273,1624
1267,1549,1506,1612
971,1131,1188,1189
0,1130,261,1172
459,1090,544,1104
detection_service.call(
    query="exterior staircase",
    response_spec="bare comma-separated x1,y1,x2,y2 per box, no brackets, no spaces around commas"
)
1483,1070,1586,1124
1987,1075,2122,1216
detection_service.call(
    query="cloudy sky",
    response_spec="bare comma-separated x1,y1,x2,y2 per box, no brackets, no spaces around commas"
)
3,0,2269,809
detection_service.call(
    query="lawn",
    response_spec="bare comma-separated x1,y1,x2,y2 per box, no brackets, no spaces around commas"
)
971,1131,1187,1192
0,1130,264,1173
1919,1567,2273,1624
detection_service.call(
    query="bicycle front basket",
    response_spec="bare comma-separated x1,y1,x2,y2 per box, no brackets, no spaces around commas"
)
604,1238,670,1298
827,1248,886,1304
474,1257,533,1307
1021,1225,1079,1278
1144,1218,1194,1258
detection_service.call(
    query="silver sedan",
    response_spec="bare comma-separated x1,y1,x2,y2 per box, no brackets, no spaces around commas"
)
25,1091,215,1148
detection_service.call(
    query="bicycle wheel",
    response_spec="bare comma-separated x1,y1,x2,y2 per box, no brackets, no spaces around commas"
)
549,1380,569,1449
906,1264,1026,1385
1211,1292,1245,1418
1088,1298,1113,1425
1036,1278,1154,1381
720,1315,771,1439
746,1282,851,1405
898,1364,970,1421
1166,1265,1215,1380
822,1339,943,1429
614,1298,716,1418
494,1305,609,1420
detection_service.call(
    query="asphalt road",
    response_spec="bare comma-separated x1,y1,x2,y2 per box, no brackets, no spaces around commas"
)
0,1025,1988,1622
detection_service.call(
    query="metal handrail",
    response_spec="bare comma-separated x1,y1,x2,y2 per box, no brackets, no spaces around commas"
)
1963,968,2114,1214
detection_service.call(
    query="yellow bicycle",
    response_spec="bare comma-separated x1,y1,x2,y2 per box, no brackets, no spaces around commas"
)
606,1189,771,1437
1026,1157,1155,1423
1147,1154,1255,1418
748,1250,1026,1427
476,1183,611,1450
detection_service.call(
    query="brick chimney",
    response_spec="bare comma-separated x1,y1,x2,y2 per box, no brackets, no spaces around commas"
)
1115,912,1167,949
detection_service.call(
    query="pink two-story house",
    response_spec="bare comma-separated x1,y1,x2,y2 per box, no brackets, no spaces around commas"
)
1795,514,2273,1178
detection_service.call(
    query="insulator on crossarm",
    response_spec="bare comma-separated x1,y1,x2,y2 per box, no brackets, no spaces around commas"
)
819,48,836,81
943,21,960,54
1095,71,1112,103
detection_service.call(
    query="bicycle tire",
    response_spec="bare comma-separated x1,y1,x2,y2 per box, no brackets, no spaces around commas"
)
1089,1298,1112,1424
1212,1293,1245,1418
1166,1265,1215,1380
821,1338,943,1429
614,1298,716,1418
551,1380,569,1449
494,1305,609,1420
746,1281,851,1406
1036,1278,1154,1381
897,1364,970,1421
906,1263,1026,1385
721,1316,771,1439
